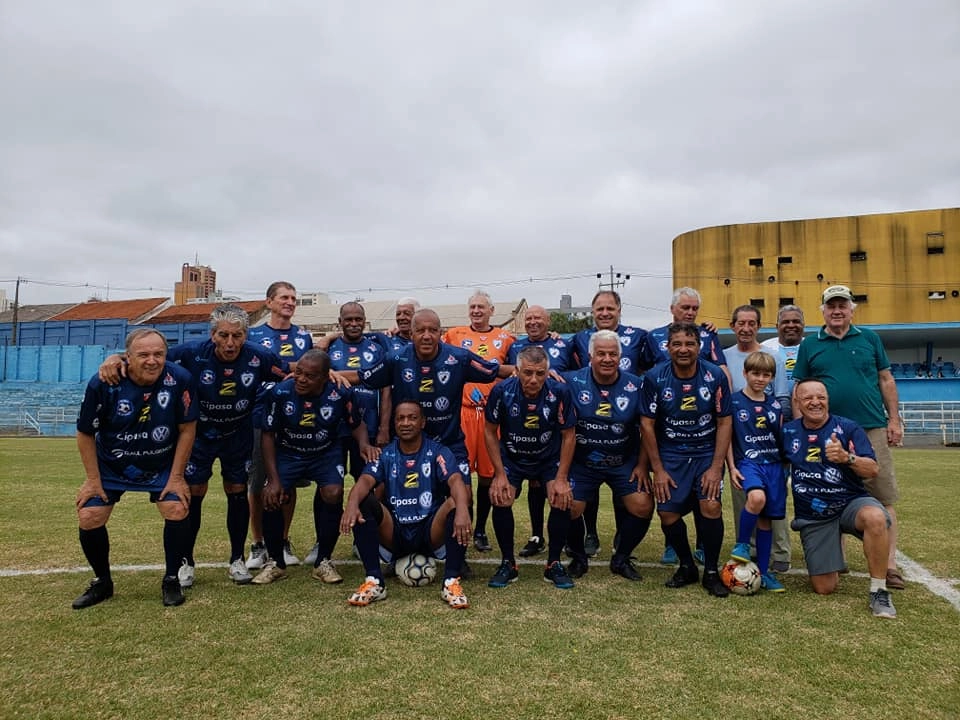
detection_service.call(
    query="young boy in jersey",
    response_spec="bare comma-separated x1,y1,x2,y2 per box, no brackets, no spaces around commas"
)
726,351,787,592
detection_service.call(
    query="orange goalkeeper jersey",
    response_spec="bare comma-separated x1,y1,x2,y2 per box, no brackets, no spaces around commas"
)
441,326,514,407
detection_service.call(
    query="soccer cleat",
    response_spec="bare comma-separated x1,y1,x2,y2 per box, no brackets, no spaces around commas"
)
869,589,897,618
251,561,289,585
584,533,600,558
441,577,470,609
283,540,300,566
702,571,730,598
162,575,186,606
731,542,752,563
348,577,387,606
487,560,519,588
304,543,320,566
228,558,253,585
246,541,268,570
660,545,678,565
473,532,493,552
518,536,546,558
543,561,575,589
311,558,343,584
760,571,786,593
177,559,195,589
72,577,114,610
665,565,699,588
567,556,589,579
693,547,705,566
610,554,642,582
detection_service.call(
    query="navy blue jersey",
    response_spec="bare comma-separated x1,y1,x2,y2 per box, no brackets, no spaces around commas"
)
247,323,311,429
263,378,361,457
166,340,287,441
571,324,653,375
561,367,643,470
360,342,500,447
361,437,460,524
507,336,573,373
328,336,385,437
645,324,728,367
730,390,783,465
485,376,577,471
782,414,876,521
640,359,732,458
77,362,198,478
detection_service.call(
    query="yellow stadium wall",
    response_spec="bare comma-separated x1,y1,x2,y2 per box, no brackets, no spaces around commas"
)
673,208,960,325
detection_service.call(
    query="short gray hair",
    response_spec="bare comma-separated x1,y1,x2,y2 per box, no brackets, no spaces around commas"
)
396,297,420,310
671,287,701,306
516,345,549,370
209,303,250,332
125,328,168,353
776,305,805,324
588,329,621,356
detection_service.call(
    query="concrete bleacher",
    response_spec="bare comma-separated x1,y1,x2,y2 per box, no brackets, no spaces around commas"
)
0,382,85,436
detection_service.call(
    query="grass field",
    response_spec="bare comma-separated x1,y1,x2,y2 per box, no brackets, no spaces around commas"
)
1,438,958,719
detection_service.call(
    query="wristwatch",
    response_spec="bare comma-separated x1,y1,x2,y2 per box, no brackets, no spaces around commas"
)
847,452,856,466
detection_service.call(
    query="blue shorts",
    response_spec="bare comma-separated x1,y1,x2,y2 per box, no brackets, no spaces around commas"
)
83,465,185,507
738,460,788,519
275,448,345,491
184,431,252,486
503,458,560,491
569,463,643,502
656,454,721,513
378,508,446,562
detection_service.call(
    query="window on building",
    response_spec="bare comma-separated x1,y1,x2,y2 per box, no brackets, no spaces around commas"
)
850,251,867,262
928,246,945,255
852,294,868,303
748,258,763,267
777,256,792,264
749,298,766,307
927,231,945,254
779,297,794,306
929,291,946,300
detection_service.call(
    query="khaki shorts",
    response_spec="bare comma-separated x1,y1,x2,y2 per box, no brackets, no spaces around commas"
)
862,427,899,505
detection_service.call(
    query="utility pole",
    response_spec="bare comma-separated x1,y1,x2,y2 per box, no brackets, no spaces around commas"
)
11,276,22,346
596,265,630,292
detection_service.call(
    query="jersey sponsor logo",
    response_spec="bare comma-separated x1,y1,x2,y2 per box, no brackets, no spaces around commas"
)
249,356,261,367
680,396,697,411
241,372,255,387
329,390,340,401
619,358,630,370
163,373,176,386
437,370,450,385
662,388,673,401
610,423,624,435
347,356,361,369
404,472,419,488
151,426,170,443
138,405,151,423
224,368,234,377
435,397,450,411
279,343,294,357
259,338,273,348
616,396,628,411
524,415,539,429
320,406,333,421
445,355,458,365
699,387,710,400
755,415,767,429
596,402,612,417
182,390,192,413
704,370,714,382
157,390,171,409
419,491,433,509
300,412,316,427
648,401,658,413
625,382,637,392
785,357,796,371
578,390,592,404
402,368,415,383
806,446,821,463
461,338,473,348
419,378,434,393
284,401,296,416
201,370,216,385
539,431,552,443
220,381,237,397
698,413,712,425
509,404,520,417
237,399,250,412
437,454,448,475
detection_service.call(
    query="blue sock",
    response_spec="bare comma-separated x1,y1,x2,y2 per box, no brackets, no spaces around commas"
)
737,508,759,546
756,528,773,575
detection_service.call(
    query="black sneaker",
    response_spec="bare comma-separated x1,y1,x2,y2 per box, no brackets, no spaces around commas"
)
610,554,642,582
473,532,493,552
518,536,546,557
488,559,519,588
72,577,114,610
460,560,474,581
567,555,590,578
543,561,575,589
665,564,699,588
162,575,186,607
702,571,730,598
584,533,600,558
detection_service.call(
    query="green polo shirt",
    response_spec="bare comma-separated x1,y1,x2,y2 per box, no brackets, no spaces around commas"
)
793,324,891,429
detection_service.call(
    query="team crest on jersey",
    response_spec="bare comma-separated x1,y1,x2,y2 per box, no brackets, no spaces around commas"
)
437,371,450,385
320,406,333,421
704,370,714,382
549,347,559,358
578,390,592,404
445,355,458,365
331,351,343,361
621,336,631,346
201,370,216,385
435,397,450,411
421,462,432,478
493,339,503,349
738,409,749,422
284,401,296,416
117,399,133,416
648,401,658,413
249,356,260,367
151,426,170,443
157,390,171,409
699,387,710,400
543,407,551,420
662,388,673,401
241,372,255,387
610,423,624,435
163,373,176,387
363,351,374,363
295,337,306,350
768,411,777,423
510,404,520,417
462,339,473,348
616,396,629,411
402,369,415,383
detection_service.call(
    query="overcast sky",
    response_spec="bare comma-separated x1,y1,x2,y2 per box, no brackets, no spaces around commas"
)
2,1,958,326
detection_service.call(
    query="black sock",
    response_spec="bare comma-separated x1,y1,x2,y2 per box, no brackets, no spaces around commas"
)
567,515,587,560
79,526,111,581
699,515,724,573
475,483,492,535
317,500,343,562
546,507,571,564
614,513,651,559
491,505,515,563
163,518,191,577
352,510,383,580
527,483,546,538
226,492,249,563
612,495,627,537
663,519,694,568
186,493,205,565
263,508,286,569
312,486,324,545
584,492,599,535
443,512,465,579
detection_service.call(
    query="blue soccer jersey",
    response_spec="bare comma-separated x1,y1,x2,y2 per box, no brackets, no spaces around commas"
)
561,367,643,470
571,324,653,375
247,323,312,429
77,362,198,479
485,376,576,472
782,414,876,521
360,437,461,524
263,378,361,457
328,336,385,438
645,324,728,368
730,390,783,465
359,342,500,448
640,359,732,458
166,340,287,441
507,336,574,373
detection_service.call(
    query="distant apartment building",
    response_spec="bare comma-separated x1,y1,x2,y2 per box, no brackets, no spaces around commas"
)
0,289,8,313
174,262,217,305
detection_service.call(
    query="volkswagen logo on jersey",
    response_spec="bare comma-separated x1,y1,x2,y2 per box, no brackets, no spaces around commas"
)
419,491,433,509
237,399,250,412
540,431,552,443
201,370,216,385
435,397,450,411
610,423,624,435
320,406,333,421
437,371,450,385
241,372,255,387
619,358,630,369
151,426,170,443
157,390,170,409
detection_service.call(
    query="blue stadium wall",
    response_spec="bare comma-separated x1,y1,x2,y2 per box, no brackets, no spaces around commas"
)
0,319,210,348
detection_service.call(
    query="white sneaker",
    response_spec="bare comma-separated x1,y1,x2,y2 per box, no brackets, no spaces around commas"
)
177,559,195,589
348,576,387,606
441,577,469,609
311,558,343,584
251,561,288,585
283,540,301,566
304,543,320,566
228,558,253,585
246,542,268,570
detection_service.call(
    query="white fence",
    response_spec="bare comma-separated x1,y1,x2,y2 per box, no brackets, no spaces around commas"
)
899,401,960,445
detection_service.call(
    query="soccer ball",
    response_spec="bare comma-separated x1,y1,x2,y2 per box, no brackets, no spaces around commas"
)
395,553,438,587
720,559,762,596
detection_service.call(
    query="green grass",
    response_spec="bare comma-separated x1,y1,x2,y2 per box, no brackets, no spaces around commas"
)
1,439,958,719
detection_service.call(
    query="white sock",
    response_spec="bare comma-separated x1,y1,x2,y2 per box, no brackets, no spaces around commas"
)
869,577,887,593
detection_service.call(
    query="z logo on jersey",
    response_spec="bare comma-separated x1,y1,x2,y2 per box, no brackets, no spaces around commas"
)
404,472,419,488
138,405,151,423
596,402,612,417
524,415,539,429
300,412,316,427
755,415,767,429
419,378,434,393
680,396,697,411
220,381,236,397
806,446,821,463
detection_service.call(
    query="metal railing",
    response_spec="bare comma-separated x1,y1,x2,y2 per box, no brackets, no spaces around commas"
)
0,405,76,437
899,401,960,445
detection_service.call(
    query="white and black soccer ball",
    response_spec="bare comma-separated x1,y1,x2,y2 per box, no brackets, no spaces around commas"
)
721,559,762,595
395,553,438,587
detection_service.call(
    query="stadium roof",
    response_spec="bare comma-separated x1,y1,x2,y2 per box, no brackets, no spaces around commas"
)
49,298,170,322
0,303,77,323
148,300,267,325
